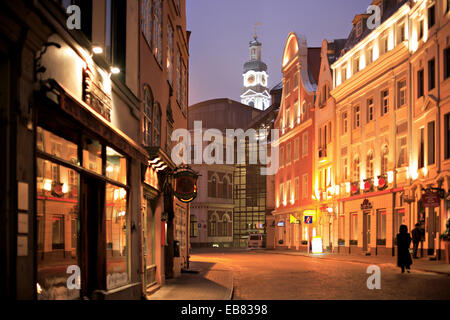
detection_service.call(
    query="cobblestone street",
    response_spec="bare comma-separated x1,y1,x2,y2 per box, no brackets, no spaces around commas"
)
190,250,450,300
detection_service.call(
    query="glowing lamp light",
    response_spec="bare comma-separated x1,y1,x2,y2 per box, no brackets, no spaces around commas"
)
62,184,69,194
111,66,121,74
92,46,103,55
118,211,126,217
119,188,127,200
327,207,333,214
43,179,52,192
106,166,114,173
374,176,379,187
387,171,394,183
422,167,428,176
36,283,43,294
311,237,323,254
346,182,351,193
411,169,418,181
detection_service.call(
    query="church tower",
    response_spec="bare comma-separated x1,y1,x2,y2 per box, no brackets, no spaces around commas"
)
241,33,271,111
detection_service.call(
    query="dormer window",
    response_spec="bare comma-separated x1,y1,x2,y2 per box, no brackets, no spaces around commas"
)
356,21,363,37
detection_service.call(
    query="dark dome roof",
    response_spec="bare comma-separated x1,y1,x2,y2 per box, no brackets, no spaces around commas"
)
244,60,267,73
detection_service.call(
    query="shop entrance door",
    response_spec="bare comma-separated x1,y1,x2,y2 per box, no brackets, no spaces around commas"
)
363,212,371,252
80,175,105,299
143,200,157,289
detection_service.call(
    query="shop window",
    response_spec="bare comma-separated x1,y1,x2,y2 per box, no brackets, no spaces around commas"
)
105,183,128,290
338,215,345,245
83,138,102,175
376,210,387,245
36,159,80,300
106,147,127,185
37,127,78,164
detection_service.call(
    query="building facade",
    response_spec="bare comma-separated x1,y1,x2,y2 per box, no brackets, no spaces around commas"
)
329,0,449,259
272,33,320,250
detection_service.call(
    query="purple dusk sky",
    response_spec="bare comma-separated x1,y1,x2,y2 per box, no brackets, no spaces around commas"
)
187,0,371,106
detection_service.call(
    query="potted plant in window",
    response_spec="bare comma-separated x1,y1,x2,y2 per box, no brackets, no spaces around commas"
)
441,218,450,264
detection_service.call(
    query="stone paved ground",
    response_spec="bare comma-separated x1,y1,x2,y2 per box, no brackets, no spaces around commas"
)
146,260,233,300
191,249,450,300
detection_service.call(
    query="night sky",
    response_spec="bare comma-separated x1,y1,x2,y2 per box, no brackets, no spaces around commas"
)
187,0,370,105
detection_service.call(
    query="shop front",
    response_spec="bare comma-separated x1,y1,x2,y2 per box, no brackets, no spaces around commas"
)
34,80,147,300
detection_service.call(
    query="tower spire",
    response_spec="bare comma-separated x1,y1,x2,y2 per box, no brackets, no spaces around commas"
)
254,22,261,40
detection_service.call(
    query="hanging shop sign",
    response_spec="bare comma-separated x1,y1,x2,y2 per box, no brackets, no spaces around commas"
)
173,167,199,203
361,199,373,210
421,191,441,208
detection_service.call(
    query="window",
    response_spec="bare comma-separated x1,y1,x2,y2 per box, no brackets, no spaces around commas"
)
286,180,291,204
419,127,425,169
286,142,291,165
294,138,299,161
295,101,301,124
356,21,363,37
302,174,308,199
419,20,424,40
445,47,450,80
342,112,348,134
190,215,198,237
143,86,153,146
417,69,424,98
167,21,174,85
398,24,405,44
353,57,360,74
428,121,435,166
209,176,217,198
209,214,218,237
377,211,387,245
83,138,102,174
152,103,161,147
106,147,127,185
428,58,436,91
106,0,127,80
286,107,291,129
366,151,374,178
354,105,360,128
447,0,450,14
302,132,308,157
343,158,348,181
342,66,347,82
105,183,128,290
152,0,162,65
353,156,360,182
381,90,389,116
222,215,231,237
367,47,374,64
294,177,299,201
428,5,435,29
279,183,284,205
280,146,284,167
141,0,153,47
397,79,407,108
445,113,450,160
223,177,229,199
380,35,389,54
381,145,389,175
397,136,408,167
350,213,358,245
367,98,374,122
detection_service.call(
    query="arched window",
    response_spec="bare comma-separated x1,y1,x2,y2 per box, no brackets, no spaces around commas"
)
153,103,161,147
222,214,231,237
381,145,389,175
209,214,218,237
209,176,217,198
143,85,153,146
366,151,374,178
223,177,229,199
353,156,360,182
190,215,198,238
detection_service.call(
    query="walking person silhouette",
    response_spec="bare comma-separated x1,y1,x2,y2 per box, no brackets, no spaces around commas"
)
396,225,413,273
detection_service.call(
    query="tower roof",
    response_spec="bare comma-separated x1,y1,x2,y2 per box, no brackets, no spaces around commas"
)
243,60,267,73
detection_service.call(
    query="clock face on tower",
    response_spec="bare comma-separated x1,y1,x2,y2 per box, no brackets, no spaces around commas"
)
248,75,255,85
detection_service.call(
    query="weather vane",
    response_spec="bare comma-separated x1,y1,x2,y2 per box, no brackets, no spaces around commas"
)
254,22,261,40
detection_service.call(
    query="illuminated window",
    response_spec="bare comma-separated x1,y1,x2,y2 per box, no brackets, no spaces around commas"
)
353,57,360,74
397,136,408,167
342,111,348,134
82,138,102,175
209,213,218,237
285,107,290,129
294,177,299,201
418,20,424,40
302,174,308,199
286,142,291,165
353,156,360,182
397,79,407,108
302,132,308,157
294,138,299,161
342,158,348,181
381,90,389,116
381,145,389,175
106,147,127,185
367,46,373,64
152,103,161,147
190,215,198,237
167,21,174,85
141,0,153,48
153,0,162,65
280,146,284,167
350,213,358,245
342,66,347,82
143,85,153,146
377,211,387,245
366,151,374,179
354,105,360,129
367,98,374,122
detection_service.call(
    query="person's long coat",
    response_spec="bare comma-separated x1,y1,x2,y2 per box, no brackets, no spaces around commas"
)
397,233,413,267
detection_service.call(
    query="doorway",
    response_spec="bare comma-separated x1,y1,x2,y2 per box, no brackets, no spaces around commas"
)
143,199,157,289
80,175,105,299
363,212,371,252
